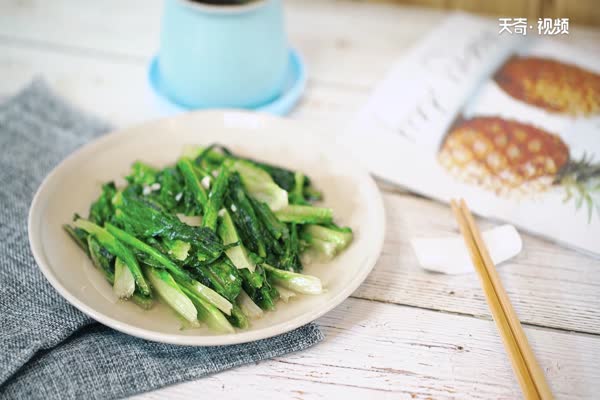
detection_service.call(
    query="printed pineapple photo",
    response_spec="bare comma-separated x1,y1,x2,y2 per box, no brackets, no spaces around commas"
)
494,56,600,116
438,116,600,220
350,15,600,254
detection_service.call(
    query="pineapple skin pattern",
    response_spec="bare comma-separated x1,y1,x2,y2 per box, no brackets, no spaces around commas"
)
438,117,569,195
494,56,600,116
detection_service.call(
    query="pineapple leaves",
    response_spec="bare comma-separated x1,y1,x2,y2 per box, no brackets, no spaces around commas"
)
575,184,585,211
558,152,600,223
569,183,597,223
585,193,593,223
562,186,573,204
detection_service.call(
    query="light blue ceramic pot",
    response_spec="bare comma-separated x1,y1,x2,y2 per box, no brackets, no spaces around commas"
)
158,0,288,108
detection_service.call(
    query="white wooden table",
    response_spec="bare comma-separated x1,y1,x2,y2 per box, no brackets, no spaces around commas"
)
2,1,600,398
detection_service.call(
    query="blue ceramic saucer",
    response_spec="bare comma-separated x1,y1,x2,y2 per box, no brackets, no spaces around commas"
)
148,49,306,116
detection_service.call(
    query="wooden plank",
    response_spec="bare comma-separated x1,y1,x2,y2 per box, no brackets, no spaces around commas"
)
131,298,600,400
1,1,599,398
369,0,600,27
2,0,600,96
0,42,367,126
0,42,598,336
288,0,600,90
0,0,445,89
1,0,599,92
369,0,541,20
0,0,161,60
2,1,599,399
354,193,600,334
543,0,600,27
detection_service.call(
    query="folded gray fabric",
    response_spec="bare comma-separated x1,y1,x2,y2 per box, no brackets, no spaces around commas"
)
0,80,323,400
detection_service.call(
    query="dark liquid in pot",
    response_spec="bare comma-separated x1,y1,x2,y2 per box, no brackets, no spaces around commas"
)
189,0,256,5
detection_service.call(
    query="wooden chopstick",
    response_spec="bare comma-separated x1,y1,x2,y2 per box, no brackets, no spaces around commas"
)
457,199,554,400
450,199,553,400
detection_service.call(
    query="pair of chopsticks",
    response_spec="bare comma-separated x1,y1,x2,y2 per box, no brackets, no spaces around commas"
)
450,199,553,400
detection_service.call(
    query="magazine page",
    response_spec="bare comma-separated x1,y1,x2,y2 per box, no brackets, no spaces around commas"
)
346,13,600,256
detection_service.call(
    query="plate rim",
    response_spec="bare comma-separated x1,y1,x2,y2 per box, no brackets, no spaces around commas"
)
28,110,385,346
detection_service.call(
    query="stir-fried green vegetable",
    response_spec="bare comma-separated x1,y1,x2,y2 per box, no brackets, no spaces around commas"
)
275,205,333,224
263,264,323,295
218,209,257,272
301,224,354,261
113,257,135,299
144,266,197,323
64,143,353,333
74,218,151,296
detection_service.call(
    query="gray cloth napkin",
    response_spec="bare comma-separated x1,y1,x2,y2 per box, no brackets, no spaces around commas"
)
0,80,323,400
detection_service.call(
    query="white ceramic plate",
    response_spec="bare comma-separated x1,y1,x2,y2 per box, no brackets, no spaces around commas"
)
28,110,385,346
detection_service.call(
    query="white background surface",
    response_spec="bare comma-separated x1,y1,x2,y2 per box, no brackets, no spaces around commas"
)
1,0,600,398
